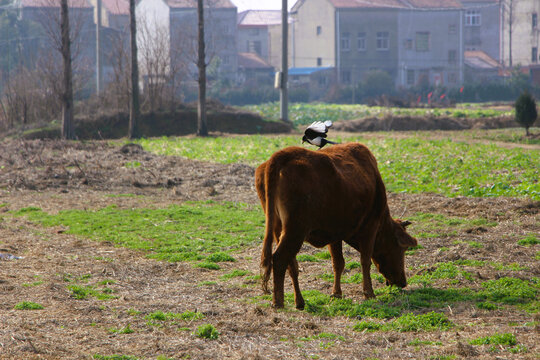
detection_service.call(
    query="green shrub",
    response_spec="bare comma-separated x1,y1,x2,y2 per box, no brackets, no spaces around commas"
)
515,91,538,135
469,333,517,346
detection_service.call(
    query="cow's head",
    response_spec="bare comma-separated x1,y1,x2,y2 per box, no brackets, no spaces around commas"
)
372,219,417,288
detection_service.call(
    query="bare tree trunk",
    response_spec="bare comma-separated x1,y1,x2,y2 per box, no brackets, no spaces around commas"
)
197,0,208,137
61,0,74,139
508,0,513,67
128,0,140,139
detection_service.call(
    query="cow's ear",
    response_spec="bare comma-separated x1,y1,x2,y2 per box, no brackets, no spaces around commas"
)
400,220,412,228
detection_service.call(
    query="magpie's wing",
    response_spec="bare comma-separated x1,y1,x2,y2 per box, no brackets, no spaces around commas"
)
323,120,333,128
304,127,327,139
306,121,329,134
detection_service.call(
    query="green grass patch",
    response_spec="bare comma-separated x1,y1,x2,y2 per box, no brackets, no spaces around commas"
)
296,254,320,262
93,355,138,360
409,263,474,286
469,332,516,346
68,285,117,301
220,269,250,280
518,234,539,246
14,301,44,310
354,311,453,332
14,201,264,263
108,324,135,334
195,324,219,340
145,310,204,323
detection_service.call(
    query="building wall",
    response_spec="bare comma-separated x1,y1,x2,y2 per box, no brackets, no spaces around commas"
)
337,8,399,85
237,25,270,60
267,22,293,70
462,1,501,61
397,9,463,88
501,0,540,67
291,0,335,68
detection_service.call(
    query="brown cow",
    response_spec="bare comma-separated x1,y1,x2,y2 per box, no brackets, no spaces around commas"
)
255,143,417,309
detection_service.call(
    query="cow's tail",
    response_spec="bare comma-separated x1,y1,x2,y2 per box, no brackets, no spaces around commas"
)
260,156,278,293
260,151,295,294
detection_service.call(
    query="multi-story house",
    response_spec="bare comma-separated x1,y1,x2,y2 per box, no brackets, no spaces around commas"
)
136,0,237,83
291,0,464,88
237,10,292,70
18,0,96,71
461,0,501,61
501,0,540,67
397,1,463,88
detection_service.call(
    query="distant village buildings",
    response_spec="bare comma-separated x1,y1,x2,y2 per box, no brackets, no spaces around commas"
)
1,0,539,99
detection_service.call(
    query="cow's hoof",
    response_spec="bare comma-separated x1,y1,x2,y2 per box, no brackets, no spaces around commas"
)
363,292,376,300
330,293,342,299
296,302,305,310
272,303,284,309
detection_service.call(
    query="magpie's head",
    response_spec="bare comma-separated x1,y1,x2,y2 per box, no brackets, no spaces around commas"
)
302,135,307,144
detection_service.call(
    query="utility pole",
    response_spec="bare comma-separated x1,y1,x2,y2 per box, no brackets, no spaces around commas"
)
280,0,288,123
196,0,208,136
96,0,102,93
61,0,75,139
128,0,140,139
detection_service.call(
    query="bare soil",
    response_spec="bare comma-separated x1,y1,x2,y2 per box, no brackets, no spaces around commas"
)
0,139,538,360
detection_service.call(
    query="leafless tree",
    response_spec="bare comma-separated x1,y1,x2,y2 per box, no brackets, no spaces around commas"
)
197,0,208,136
128,0,140,139
60,0,74,139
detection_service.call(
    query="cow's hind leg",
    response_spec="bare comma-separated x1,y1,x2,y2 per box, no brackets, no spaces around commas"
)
272,229,304,309
328,241,344,298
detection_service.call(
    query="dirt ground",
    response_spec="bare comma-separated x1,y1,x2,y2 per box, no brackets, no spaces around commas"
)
0,138,538,360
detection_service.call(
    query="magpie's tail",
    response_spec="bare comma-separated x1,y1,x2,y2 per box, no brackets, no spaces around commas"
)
326,139,339,145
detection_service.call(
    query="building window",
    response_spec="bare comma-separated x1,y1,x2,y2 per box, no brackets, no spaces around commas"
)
318,76,327,86
416,32,430,52
376,32,389,51
357,32,366,51
465,10,481,26
316,25,322,35
407,70,415,85
404,39,413,50
533,13,538,29
341,70,351,84
448,24,457,34
533,47,538,63
341,32,350,51
248,40,262,55
448,50,457,65
317,57,322,66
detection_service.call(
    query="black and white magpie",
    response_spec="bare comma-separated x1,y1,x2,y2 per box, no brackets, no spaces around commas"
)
302,120,338,149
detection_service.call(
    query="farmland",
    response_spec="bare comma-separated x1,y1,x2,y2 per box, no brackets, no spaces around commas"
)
0,126,539,359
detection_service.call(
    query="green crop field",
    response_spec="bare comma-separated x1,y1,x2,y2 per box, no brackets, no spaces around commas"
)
135,133,539,200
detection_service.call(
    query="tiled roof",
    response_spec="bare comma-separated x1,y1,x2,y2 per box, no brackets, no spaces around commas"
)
101,0,129,15
324,0,462,9
464,50,499,70
238,52,273,69
21,0,92,8
238,10,282,26
402,0,462,9
329,0,407,9
166,0,235,9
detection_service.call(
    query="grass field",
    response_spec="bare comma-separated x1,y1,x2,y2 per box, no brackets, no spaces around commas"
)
3,128,539,359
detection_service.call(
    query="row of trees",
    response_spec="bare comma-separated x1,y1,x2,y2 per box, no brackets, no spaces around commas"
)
0,0,212,139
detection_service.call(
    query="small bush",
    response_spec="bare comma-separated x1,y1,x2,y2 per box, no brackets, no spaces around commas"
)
195,324,219,340
515,91,538,135
206,252,236,263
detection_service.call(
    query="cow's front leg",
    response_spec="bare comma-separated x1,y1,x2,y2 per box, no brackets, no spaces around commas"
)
361,252,375,299
328,241,344,298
